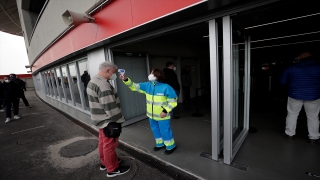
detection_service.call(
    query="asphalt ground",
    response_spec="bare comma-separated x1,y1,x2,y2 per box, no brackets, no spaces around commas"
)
0,91,173,180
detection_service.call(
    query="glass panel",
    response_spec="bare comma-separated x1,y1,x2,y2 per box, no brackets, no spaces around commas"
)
232,23,246,143
68,63,82,107
43,72,49,95
50,69,58,98
78,59,90,110
61,66,72,102
55,67,65,99
47,71,54,97
45,71,52,96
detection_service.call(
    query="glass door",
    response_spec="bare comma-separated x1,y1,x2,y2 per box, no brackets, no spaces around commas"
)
222,15,251,165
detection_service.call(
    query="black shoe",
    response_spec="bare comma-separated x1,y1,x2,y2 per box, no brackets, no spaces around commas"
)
164,146,176,155
100,164,107,171
100,158,122,171
309,139,319,145
107,166,131,177
282,132,293,139
153,146,164,151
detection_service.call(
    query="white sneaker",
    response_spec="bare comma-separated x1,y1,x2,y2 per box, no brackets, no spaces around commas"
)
0,109,5,112
5,118,11,123
13,115,20,119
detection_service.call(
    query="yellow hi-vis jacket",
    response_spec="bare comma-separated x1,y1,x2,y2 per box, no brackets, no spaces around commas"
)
123,78,178,120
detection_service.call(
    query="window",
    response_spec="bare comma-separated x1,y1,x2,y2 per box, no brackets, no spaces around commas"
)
55,67,65,99
78,59,90,110
61,66,72,103
50,69,58,98
68,63,82,107
39,56,91,112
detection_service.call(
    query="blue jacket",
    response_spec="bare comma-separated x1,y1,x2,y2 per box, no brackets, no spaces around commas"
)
279,57,320,100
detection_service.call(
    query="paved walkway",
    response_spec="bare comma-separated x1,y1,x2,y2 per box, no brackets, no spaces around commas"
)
0,91,172,180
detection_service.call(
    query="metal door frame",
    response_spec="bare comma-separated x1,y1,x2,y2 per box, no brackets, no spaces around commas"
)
209,19,220,161
222,15,251,165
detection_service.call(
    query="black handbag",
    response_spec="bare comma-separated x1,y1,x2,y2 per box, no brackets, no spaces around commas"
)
103,122,122,141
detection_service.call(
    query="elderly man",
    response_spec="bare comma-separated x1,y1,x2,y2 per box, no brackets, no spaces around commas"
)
280,51,320,144
86,61,130,177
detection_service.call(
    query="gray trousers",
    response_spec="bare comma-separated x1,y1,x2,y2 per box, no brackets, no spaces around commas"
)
285,97,320,139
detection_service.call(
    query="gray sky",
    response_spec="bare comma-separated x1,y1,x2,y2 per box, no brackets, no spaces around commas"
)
0,31,30,75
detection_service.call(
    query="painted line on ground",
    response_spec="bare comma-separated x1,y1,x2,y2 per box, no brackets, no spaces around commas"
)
11,126,45,135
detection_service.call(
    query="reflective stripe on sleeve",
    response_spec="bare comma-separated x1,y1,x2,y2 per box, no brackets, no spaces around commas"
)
167,99,177,103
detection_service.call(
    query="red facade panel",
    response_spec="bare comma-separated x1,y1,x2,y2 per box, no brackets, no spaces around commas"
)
32,0,202,72
95,0,133,41
0,74,32,78
131,0,202,26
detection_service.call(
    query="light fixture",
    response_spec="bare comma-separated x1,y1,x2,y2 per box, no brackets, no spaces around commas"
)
62,10,95,26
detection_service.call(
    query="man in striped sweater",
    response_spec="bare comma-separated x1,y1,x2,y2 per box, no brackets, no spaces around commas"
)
280,51,320,144
86,61,130,177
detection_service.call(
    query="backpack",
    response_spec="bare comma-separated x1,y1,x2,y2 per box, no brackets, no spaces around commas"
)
103,122,122,142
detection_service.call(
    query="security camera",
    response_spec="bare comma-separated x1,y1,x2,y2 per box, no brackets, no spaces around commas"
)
62,10,95,26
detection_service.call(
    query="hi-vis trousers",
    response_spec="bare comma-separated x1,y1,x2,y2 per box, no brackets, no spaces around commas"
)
149,118,176,150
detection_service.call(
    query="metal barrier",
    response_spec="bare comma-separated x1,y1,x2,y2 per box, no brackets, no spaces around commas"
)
191,86,208,117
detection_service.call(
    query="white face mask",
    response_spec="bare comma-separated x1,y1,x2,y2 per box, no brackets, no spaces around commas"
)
109,73,117,80
148,74,157,81
173,67,176,71
4,80,9,83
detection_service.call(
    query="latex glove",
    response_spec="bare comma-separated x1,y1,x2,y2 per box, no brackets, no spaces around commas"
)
119,74,128,80
160,112,167,118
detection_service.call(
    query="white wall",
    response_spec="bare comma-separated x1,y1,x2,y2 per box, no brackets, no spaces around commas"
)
16,0,98,64
87,48,106,77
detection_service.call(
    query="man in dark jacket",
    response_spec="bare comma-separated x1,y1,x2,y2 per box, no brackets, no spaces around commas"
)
1,76,21,123
280,51,320,144
163,62,180,119
181,66,192,104
81,71,91,98
10,74,31,108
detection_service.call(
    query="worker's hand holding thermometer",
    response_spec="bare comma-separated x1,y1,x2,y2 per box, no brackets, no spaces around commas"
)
118,69,127,80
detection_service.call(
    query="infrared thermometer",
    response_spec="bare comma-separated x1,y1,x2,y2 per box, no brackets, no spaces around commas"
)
118,69,125,75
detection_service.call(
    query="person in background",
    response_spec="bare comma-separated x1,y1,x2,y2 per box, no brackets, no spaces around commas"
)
1,76,20,123
58,77,61,86
10,74,32,108
163,62,180,119
64,77,69,88
86,61,130,177
121,68,178,155
81,70,91,98
280,51,320,144
181,66,192,104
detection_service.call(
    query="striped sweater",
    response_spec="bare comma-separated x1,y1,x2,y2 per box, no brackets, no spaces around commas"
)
86,75,125,129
